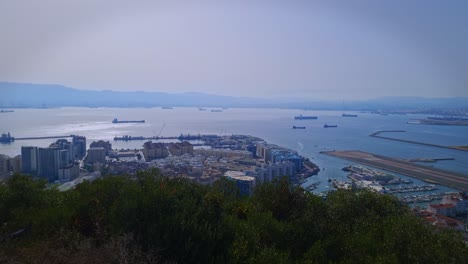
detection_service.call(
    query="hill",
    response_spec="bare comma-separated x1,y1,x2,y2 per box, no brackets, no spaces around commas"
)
1,81,468,110
1,172,467,263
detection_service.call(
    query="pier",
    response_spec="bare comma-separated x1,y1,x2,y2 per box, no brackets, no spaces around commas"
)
114,134,219,141
369,130,468,152
15,135,73,141
321,150,468,191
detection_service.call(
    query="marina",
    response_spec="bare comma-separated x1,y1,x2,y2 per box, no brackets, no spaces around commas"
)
322,150,468,191
398,192,459,204
385,185,438,194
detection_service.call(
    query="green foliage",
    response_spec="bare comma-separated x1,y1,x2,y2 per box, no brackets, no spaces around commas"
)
1,173,467,263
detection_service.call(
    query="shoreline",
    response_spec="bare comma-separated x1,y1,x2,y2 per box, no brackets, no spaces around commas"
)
321,150,468,191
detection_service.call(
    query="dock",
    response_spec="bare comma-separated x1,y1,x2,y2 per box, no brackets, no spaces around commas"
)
15,135,73,140
321,150,468,191
369,130,468,152
114,134,219,141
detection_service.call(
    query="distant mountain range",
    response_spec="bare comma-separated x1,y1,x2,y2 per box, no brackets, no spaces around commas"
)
1,82,467,110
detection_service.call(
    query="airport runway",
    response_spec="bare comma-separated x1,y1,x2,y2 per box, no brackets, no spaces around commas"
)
321,150,468,191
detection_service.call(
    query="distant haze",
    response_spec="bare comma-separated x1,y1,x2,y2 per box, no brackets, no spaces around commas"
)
1,0,467,100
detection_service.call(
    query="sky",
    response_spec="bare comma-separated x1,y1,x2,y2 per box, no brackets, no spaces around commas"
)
0,0,467,100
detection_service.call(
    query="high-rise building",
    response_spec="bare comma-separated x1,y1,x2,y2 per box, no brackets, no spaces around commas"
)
58,163,80,181
0,155,22,178
72,136,86,159
90,140,112,155
38,147,62,181
168,141,193,156
0,154,9,177
86,147,106,163
9,156,22,174
143,141,169,161
52,139,74,164
21,146,38,175
224,171,256,196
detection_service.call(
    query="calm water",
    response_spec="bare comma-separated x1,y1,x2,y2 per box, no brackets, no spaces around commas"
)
1,108,467,195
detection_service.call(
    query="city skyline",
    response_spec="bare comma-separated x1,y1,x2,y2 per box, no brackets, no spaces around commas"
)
1,1,468,100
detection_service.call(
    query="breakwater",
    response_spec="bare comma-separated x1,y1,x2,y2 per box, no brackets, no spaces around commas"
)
114,134,219,141
15,135,73,140
369,130,468,152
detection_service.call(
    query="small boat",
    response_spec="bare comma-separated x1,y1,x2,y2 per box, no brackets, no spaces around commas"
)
211,109,222,112
292,125,306,129
323,124,338,128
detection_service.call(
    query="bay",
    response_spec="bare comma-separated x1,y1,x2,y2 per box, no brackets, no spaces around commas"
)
1,107,467,196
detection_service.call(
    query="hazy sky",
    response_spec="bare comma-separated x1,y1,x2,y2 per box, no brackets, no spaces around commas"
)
1,0,467,100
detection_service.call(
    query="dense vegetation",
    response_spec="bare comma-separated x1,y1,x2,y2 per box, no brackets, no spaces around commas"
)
1,171,467,263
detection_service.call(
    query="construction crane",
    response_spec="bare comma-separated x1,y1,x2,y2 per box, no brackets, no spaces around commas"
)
156,122,166,138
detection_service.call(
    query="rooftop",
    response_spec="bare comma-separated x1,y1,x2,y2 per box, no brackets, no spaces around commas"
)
429,203,456,209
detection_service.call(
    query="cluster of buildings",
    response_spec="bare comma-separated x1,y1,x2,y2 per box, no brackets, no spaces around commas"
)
2,134,318,197
427,192,468,217
148,136,311,196
415,192,468,231
20,136,86,181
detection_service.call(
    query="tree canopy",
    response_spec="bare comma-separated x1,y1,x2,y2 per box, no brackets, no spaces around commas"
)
1,171,467,263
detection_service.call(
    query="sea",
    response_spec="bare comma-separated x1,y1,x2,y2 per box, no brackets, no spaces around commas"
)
1,107,467,205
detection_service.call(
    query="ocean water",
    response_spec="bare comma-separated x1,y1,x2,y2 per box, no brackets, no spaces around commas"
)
1,107,467,195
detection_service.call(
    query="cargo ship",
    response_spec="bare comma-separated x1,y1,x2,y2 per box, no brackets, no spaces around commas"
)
114,135,145,141
294,115,318,120
292,125,306,129
0,109,14,113
0,132,15,143
342,113,358,117
112,118,145,124
427,116,468,121
323,124,338,128
211,109,223,112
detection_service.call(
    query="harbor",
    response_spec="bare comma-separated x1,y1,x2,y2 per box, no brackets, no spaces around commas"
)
397,192,459,204
321,150,468,191
114,134,219,141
